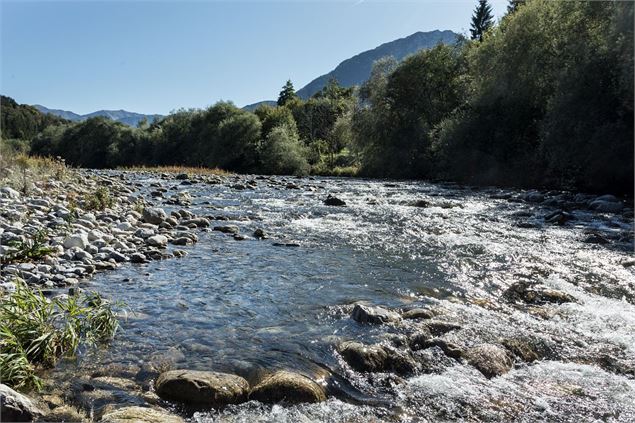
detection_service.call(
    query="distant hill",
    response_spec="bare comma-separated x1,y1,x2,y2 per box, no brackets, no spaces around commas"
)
296,30,459,99
33,105,163,127
242,100,277,112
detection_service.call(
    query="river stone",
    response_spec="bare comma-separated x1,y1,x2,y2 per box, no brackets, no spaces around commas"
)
0,383,43,422
402,308,435,320
146,235,168,248
589,200,623,213
503,281,576,305
1,186,20,199
249,371,326,404
351,304,401,324
464,344,513,378
339,341,388,372
181,218,210,228
100,406,183,423
142,207,167,225
213,225,239,234
155,370,249,407
424,321,462,336
63,233,89,249
324,195,346,206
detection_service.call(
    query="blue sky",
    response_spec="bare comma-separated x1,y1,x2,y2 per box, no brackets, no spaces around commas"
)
1,0,508,115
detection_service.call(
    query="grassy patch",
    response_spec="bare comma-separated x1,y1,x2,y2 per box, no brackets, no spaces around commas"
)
82,186,114,211
0,280,122,391
0,153,68,194
119,165,231,176
3,230,55,264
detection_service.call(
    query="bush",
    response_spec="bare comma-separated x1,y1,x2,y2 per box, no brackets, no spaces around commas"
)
83,186,114,211
0,280,121,391
259,125,309,176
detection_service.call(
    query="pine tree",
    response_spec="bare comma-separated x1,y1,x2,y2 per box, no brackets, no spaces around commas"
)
470,0,494,42
507,0,523,14
277,80,298,106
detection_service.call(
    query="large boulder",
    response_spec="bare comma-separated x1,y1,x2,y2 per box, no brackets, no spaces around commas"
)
351,304,401,324
0,383,43,422
464,344,513,378
142,207,167,225
63,233,89,250
249,371,326,404
590,200,623,213
146,235,168,248
338,341,388,373
100,406,183,423
338,341,418,375
155,370,249,408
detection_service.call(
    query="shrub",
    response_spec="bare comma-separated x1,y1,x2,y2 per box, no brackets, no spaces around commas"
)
83,186,114,211
259,125,309,176
3,230,54,264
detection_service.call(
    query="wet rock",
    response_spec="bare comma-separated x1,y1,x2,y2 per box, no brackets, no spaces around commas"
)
408,327,434,350
175,173,189,180
253,228,267,239
181,218,210,228
213,225,239,234
339,341,388,372
503,281,576,305
424,321,462,336
146,235,168,248
100,406,183,423
500,335,554,362
590,197,623,213
418,338,463,359
410,200,429,208
233,234,247,241
338,341,417,375
129,252,147,263
583,233,609,244
464,344,513,378
324,195,346,206
523,192,545,203
142,207,167,225
402,308,435,320
249,371,326,404
351,304,401,324
0,383,43,422
544,210,575,225
170,237,193,246
155,370,249,407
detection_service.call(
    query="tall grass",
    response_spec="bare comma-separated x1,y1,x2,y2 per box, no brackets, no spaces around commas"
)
0,152,68,193
2,229,55,265
0,280,122,391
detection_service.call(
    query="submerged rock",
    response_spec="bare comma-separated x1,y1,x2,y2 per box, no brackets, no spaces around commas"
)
213,225,239,234
155,370,249,407
249,371,326,404
503,281,576,305
351,304,401,324
464,344,513,378
100,405,183,423
0,383,43,422
402,308,435,320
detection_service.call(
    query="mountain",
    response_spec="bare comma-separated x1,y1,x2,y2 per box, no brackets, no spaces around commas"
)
295,30,459,99
33,105,163,127
242,100,277,112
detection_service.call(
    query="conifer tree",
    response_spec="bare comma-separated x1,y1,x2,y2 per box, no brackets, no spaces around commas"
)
470,0,494,41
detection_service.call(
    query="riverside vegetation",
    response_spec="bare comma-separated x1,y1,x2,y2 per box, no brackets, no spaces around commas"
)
2,0,633,195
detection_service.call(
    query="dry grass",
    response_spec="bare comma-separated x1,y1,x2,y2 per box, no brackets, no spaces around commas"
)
0,153,69,194
119,165,231,176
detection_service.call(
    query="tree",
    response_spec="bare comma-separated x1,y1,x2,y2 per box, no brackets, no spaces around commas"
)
259,124,309,175
277,80,298,106
507,0,523,14
470,0,494,41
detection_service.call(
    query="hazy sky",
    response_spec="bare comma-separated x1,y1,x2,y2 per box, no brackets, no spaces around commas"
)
1,0,508,115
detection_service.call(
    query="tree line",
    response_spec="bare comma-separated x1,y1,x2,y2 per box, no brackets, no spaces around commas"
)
1,0,632,194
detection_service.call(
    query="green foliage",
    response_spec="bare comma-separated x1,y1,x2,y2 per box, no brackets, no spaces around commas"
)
470,0,494,41
0,280,121,390
3,230,54,264
277,80,298,106
83,186,115,211
0,96,68,141
259,124,309,175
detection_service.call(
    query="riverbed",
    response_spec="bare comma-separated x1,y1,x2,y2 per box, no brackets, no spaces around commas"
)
47,172,635,422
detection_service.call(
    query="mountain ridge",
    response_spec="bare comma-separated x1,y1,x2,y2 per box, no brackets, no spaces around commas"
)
33,105,163,127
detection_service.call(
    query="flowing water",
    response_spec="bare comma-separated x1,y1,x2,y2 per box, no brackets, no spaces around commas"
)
48,173,635,422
